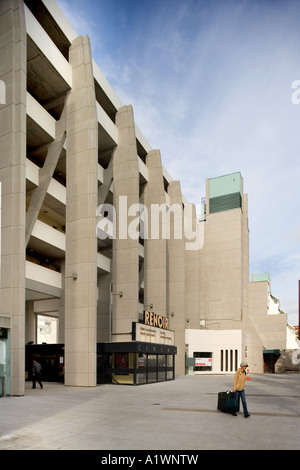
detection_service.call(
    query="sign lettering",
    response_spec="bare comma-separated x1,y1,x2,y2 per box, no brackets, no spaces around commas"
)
144,311,168,330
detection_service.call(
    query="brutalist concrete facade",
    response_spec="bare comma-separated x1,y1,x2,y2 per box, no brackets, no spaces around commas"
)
0,0,288,395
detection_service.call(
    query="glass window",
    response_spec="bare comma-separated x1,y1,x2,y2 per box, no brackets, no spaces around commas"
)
166,370,174,380
114,353,129,369
136,372,147,384
147,371,157,383
96,348,175,385
167,355,174,368
235,350,238,371
0,328,11,397
193,352,212,371
148,355,157,368
158,355,166,368
37,315,58,344
158,371,165,382
138,353,147,369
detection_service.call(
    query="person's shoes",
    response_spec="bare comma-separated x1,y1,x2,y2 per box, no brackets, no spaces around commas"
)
232,413,237,416
244,414,250,418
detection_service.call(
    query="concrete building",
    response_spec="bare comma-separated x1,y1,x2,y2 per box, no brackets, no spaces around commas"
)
0,0,293,396
200,172,265,373
185,172,290,375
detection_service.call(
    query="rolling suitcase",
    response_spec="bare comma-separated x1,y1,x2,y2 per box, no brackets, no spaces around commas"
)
218,390,239,413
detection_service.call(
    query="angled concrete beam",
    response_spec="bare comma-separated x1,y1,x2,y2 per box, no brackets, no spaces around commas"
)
98,153,114,204
26,128,66,246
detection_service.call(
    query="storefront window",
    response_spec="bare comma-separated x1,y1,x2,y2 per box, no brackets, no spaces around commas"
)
96,343,176,385
166,355,173,368
0,328,11,397
166,370,174,380
148,355,157,368
157,355,166,381
114,353,129,369
158,371,165,382
147,371,157,383
158,355,166,367
138,353,147,369
193,352,212,371
136,353,147,384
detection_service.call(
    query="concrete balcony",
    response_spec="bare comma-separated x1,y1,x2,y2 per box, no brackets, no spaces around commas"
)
98,164,104,184
47,178,66,206
27,91,56,141
31,219,66,253
97,252,111,274
26,159,66,217
96,101,119,152
26,158,39,188
26,260,62,301
138,157,148,183
93,60,122,113
25,4,72,88
26,260,62,289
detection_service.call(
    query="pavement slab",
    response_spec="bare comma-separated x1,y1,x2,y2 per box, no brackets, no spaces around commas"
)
0,374,299,451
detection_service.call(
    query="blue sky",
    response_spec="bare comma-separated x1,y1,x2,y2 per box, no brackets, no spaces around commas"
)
57,0,300,326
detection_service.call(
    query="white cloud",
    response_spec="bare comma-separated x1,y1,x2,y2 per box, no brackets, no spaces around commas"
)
57,0,300,325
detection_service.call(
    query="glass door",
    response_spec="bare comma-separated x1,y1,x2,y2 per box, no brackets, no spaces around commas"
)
0,328,11,397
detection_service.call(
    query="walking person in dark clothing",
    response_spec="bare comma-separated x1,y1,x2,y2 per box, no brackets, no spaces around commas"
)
32,360,43,389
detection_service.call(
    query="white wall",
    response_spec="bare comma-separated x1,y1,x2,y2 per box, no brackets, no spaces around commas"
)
185,329,246,374
268,295,281,315
286,325,300,349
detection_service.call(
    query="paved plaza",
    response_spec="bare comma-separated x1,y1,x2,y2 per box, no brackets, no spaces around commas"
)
0,373,299,451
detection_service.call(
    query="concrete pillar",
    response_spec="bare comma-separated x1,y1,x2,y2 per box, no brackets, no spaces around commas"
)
144,150,167,315
0,0,27,396
112,105,139,342
65,35,98,386
167,181,186,375
185,203,200,329
58,261,65,344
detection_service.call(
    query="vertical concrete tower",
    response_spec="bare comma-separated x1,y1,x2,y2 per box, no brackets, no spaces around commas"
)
199,172,263,371
0,0,27,396
111,105,140,342
64,35,98,386
143,150,167,317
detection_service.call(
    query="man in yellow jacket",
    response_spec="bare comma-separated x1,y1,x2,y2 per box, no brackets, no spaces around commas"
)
232,361,250,418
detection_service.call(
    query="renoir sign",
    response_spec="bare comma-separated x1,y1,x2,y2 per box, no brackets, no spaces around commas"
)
144,311,169,330
132,311,175,345
96,196,204,251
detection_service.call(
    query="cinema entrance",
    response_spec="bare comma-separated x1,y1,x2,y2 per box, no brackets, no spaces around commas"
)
97,341,177,385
